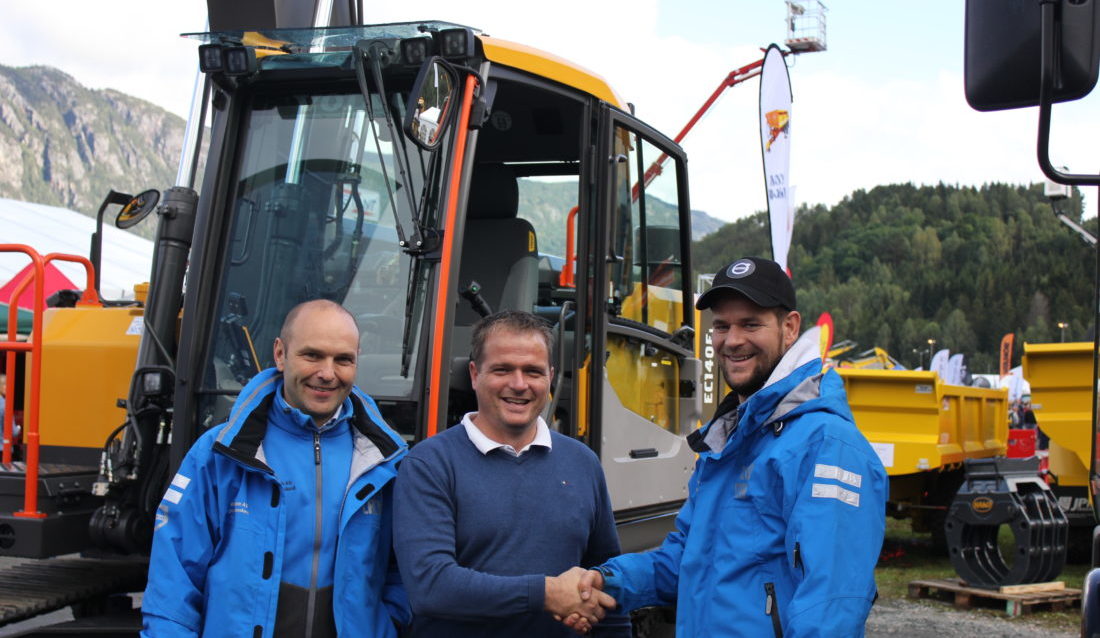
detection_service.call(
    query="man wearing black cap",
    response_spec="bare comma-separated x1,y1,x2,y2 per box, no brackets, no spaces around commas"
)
567,257,888,637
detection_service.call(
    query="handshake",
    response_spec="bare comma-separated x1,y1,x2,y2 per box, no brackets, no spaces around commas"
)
544,567,613,635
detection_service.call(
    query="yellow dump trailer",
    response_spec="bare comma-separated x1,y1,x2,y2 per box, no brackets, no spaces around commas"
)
1023,342,1096,537
838,368,1007,475
839,367,1068,585
837,368,1008,537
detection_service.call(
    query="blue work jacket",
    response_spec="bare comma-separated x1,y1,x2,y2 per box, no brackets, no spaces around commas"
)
141,368,410,637
600,331,888,637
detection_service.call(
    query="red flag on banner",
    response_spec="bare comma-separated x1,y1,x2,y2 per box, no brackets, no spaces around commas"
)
999,333,1014,378
816,312,834,369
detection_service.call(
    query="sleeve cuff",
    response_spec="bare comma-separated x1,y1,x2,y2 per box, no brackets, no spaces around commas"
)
598,564,623,602
527,574,546,614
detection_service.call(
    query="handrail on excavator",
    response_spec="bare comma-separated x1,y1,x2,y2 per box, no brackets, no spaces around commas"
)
0,244,101,519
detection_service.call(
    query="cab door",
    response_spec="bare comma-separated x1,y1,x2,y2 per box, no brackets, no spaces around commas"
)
587,106,700,551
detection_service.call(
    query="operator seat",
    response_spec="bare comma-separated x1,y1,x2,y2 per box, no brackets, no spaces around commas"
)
454,163,539,329
450,164,539,395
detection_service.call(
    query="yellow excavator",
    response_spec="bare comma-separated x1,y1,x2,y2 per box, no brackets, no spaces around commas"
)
0,2,707,633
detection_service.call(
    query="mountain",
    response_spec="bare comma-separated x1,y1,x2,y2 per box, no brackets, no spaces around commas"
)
517,179,726,258
0,64,184,238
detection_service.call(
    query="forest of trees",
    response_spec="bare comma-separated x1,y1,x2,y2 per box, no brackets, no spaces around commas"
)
691,182,1097,372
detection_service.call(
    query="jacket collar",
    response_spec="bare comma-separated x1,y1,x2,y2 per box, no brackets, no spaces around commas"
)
212,368,406,471
689,327,828,454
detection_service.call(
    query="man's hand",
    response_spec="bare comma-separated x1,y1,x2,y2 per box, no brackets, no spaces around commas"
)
576,568,604,602
545,567,616,633
557,569,610,635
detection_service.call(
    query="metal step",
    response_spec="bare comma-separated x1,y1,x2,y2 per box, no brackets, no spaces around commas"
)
0,463,102,558
0,557,147,627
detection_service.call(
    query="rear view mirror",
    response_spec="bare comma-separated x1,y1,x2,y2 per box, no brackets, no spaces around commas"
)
116,189,160,230
403,58,458,149
965,0,1100,111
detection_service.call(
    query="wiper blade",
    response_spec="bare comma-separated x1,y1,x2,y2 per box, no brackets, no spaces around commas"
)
353,42,419,251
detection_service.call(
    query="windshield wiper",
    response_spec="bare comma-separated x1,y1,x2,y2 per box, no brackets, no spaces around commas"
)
353,41,421,252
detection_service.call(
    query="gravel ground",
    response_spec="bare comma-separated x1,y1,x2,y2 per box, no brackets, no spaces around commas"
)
866,597,1076,638
0,552,1079,638
0,603,1080,637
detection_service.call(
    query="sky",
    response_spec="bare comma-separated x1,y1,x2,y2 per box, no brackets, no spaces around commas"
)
1,0,1099,224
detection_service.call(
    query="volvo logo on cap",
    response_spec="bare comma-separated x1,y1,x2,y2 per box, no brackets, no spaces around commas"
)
727,259,755,278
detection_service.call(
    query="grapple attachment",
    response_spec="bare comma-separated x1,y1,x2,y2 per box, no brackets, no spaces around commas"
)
944,457,1068,588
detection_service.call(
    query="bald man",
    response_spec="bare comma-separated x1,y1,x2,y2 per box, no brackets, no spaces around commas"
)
143,300,411,638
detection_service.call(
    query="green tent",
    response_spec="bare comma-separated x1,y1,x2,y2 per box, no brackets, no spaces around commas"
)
0,302,34,335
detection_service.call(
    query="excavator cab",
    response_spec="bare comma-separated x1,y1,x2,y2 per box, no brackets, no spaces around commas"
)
150,22,700,557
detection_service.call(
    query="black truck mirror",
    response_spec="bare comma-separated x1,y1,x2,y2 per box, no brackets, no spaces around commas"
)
965,0,1100,111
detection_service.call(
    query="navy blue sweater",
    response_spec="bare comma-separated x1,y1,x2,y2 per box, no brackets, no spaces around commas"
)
394,423,630,637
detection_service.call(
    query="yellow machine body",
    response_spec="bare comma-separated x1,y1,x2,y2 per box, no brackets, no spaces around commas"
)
607,283,686,434
1023,341,1093,489
27,306,142,449
839,368,1008,477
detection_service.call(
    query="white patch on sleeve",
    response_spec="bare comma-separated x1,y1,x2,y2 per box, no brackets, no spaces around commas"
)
814,463,862,488
811,483,860,507
171,473,191,490
163,488,184,504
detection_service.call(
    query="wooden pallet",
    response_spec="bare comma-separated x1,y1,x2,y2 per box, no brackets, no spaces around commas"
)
907,578,1081,617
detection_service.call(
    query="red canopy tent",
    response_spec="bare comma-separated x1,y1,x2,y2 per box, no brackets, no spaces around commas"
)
0,261,79,310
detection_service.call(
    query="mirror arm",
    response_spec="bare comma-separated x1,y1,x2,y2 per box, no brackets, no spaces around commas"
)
1038,0,1100,186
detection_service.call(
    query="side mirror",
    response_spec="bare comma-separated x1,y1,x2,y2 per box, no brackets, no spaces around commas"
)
403,58,458,150
965,0,1100,111
116,189,160,229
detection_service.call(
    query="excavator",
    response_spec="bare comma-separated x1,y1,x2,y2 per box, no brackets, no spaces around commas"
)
0,1,707,632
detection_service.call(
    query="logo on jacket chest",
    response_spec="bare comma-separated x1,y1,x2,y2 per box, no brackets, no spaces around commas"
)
733,463,754,499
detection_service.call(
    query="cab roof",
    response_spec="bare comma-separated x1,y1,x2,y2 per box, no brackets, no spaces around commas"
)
479,35,624,108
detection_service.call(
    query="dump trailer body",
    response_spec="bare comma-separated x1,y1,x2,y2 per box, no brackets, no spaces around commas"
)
839,368,1007,478
1023,341,1096,526
840,367,1070,587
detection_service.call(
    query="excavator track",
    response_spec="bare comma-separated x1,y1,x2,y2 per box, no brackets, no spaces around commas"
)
0,557,147,626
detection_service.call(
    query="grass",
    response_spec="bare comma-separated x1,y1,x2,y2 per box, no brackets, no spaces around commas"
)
875,517,1089,633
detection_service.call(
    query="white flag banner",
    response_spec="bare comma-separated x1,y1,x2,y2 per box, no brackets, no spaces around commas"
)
760,44,794,273
946,353,966,386
929,349,951,379
1006,366,1029,402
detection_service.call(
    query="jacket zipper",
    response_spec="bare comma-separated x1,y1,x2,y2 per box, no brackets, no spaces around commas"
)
793,542,804,577
764,582,783,638
304,430,323,638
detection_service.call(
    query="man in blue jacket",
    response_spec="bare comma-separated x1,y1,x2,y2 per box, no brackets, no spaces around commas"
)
572,257,888,637
142,299,410,637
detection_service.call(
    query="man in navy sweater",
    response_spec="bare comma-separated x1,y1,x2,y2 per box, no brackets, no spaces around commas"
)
394,310,627,636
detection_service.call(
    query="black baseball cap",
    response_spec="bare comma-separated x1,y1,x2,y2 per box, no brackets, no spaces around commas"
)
695,257,797,311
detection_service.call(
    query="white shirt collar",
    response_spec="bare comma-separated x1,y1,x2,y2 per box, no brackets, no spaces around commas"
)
461,412,553,457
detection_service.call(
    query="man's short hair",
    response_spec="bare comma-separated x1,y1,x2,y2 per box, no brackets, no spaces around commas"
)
470,311,554,369
280,299,359,344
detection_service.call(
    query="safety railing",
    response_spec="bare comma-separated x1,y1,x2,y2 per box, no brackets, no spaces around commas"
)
0,244,100,518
